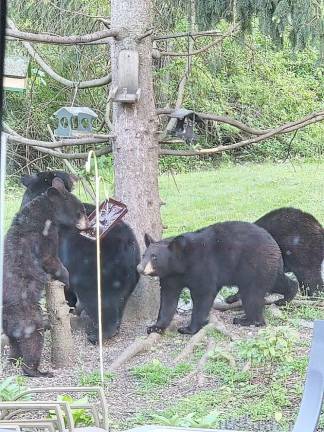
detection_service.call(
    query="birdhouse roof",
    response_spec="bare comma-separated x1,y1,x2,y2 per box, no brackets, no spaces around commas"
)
53,106,98,118
4,56,29,78
168,108,194,119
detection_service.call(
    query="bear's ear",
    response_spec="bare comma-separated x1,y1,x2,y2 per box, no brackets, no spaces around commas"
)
21,174,37,187
144,233,155,247
69,174,79,185
46,187,62,203
168,235,188,255
51,177,67,194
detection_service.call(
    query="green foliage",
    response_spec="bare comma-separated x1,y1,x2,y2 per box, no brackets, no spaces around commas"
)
131,359,192,388
149,410,222,428
48,395,93,427
79,371,114,386
237,326,296,366
0,376,29,401
205,358,249,384
196,0,323,52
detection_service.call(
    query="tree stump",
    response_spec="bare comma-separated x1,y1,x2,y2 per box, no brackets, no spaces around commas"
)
45,280,73,368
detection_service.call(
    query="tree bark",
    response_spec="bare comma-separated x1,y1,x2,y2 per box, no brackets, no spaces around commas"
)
45,280,73,368
111,0,162,321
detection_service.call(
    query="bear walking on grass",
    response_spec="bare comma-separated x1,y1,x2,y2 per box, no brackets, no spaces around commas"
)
225,207,324,304
138,221,298,335
2,177,88,377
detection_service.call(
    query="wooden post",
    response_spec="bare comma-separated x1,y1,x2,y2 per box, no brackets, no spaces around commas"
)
45,280,73,368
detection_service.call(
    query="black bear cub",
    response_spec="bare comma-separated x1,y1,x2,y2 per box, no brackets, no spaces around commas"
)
2,177,88,377
138,221,298,335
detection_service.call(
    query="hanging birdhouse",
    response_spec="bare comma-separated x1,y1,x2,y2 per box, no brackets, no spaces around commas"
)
168,108,204,144
53,107,98,138
111,50,141,104
3,56,30,92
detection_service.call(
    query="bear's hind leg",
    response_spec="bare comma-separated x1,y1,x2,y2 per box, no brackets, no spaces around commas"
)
273,272,298,306
19,330,53,378
224,291,240,304
234,285,265,327
8,337,22,365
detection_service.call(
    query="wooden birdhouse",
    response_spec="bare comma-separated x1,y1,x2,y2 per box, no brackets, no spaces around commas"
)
111,50,141,103
3,56,30,92
53,107,98,138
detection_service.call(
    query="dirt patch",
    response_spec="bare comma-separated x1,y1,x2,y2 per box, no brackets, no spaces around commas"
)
0,307,316,431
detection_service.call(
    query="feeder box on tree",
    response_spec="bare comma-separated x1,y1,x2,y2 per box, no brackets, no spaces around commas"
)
168,108,204,143
3,56,30,92
111,50,141,103
53,106,98,138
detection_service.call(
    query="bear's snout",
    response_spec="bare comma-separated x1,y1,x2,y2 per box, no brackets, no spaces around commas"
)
137,260,155,276
76,215,90,231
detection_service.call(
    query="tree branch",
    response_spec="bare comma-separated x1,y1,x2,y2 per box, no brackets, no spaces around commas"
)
154,29,223,41
157,25,239,57
6,25,120,44
3,122,111,148
159,111,324,156
6,19,111,88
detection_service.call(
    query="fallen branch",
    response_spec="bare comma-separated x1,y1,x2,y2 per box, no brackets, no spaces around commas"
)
184,337,215,387
109,333,161,371
7,19,111,89
175,316,232,362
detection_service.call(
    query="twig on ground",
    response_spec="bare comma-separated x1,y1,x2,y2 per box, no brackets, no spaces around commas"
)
175,316,232,363
109,333,161,371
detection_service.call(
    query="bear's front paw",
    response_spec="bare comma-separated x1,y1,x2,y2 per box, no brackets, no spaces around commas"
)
233,317,265,327
178,326,196,335
147,325,164,335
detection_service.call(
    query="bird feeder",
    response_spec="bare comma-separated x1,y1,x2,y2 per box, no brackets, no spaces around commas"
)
168,108,204,144
3,56,30,92
111,50,141,104
53,106,98,138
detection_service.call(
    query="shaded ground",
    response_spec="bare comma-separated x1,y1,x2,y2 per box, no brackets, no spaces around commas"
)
2,299,323,432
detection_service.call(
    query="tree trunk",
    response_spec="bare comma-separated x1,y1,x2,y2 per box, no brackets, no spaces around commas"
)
111,0,162,322
45,280,73,368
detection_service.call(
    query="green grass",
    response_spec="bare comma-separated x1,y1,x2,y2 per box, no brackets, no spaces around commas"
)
78,371,114,386
159,161,324,237
131,360,192,389
4,161,324,235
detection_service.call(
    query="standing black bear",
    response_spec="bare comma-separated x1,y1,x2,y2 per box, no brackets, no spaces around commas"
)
225,207,324,304
137,221,298,334
20,171,140,343
3,178,89,377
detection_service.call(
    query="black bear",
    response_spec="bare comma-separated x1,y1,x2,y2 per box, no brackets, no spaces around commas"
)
20,171,140,343
137,221,298,335
225,207,324,304
3,178,89,377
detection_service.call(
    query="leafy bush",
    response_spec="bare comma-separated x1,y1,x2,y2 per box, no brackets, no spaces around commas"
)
0,376,30,401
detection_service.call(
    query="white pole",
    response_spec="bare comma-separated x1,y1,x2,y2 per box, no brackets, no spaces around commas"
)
0,132,8,374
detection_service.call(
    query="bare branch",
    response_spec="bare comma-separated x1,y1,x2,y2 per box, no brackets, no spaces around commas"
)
6,23,120,44
3,123,111,148
159,111,324,156
154,29,223,41
7,19,111,88
158,25,239,57
32,145,112,159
